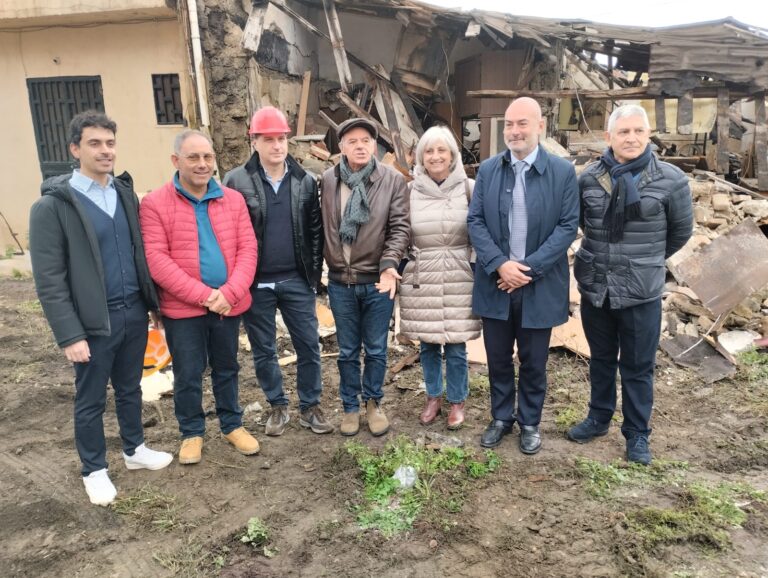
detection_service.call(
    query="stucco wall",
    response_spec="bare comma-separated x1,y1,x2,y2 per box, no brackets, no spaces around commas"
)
0,19,189,249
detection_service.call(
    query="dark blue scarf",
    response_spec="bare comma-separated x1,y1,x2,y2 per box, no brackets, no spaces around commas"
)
600,144,652,242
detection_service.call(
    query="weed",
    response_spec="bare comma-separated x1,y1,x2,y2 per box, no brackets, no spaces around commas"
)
17,299,42,315
112,485,188,532
345,436,501,537
3,245,15,259
574,457,688,499
554,405,582,431
737,348,768,385
626,482,766,551
12,268,28,279
468,372,490,397
240,516,275,557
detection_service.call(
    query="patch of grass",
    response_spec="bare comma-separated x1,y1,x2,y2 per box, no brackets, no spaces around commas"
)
554,405,582,432
468,373,490,397
346,436,501,537
17,299,42,315
574,457,688,499
626,482,766,551
153,539,227,577
112,485,188,532
12,268,29,279
737,348,768,386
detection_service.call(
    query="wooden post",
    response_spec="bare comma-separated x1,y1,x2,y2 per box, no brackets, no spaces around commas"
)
716,88,730,175
336,91,393,144
654,97,666,133
321,0,352,93
677,91,693,135
296,71,311,137
755,91,768,191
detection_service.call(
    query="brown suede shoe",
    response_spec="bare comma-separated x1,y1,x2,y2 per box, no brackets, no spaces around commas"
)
340,411,360,436
447,402,465,430
223,427,260,455
419,396,442,425
366,399,390,437
179,436,203,465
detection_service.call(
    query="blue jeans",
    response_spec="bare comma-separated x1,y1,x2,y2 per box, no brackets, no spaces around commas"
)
581,298,661,438
163,312,243,438
420,342,468,403
327,281,394,412
242,278,322,411
74,300,147,476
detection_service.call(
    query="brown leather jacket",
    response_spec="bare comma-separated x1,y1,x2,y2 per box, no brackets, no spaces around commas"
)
321,160,410,284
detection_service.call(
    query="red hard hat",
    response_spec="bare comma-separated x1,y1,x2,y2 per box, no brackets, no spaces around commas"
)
249,106,291,135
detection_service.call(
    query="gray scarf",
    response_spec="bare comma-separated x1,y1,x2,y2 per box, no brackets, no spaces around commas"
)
339,155,375,244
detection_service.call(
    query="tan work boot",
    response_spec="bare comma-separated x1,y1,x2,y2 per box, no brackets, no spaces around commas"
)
340,411,360,436
223,427,260,455
366,399,390,437
179,436,203,465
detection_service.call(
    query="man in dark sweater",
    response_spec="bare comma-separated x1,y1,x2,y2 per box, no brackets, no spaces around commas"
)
29,111,172,506
223,107,332,436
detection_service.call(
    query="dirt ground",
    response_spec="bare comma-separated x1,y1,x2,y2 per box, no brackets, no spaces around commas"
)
1,276,767,578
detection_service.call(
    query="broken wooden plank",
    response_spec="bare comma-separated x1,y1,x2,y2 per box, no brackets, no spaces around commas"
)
297,71,311,137
391,70,424,138
318,110,339,132
716,88,730,174
374,77,408,168
321,0,353,93
755,91,768,191
655,97,666,133
670,218,768,317
677,91,693,135
386,351,420,381
691,169,768,199
310,144,331,161
279,352,339,367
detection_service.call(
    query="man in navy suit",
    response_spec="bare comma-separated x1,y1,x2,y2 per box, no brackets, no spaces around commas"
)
468,97,579,453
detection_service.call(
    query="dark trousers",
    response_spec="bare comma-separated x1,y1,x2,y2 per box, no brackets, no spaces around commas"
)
482,290,552,426
74,301,147,476
163,312,243,438
242,278,322,412
580,298,661,438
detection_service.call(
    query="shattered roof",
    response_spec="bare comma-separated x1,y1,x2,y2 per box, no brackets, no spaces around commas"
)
293,0,768,93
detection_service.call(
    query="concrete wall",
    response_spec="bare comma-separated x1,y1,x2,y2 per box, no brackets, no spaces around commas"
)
0,0,173,25
0,19,189,249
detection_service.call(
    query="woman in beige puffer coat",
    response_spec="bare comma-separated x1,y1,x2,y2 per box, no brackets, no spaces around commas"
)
400,126,481,429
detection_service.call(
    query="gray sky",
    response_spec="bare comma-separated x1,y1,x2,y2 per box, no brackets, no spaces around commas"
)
422,0,768,29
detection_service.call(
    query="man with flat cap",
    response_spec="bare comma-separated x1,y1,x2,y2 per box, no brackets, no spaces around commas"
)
320,118,410,437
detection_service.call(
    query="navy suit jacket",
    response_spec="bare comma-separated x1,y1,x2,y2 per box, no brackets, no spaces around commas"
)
467,147,579,328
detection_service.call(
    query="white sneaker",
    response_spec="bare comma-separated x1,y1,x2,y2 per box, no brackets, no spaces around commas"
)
83,469,117,506
123,443,173,471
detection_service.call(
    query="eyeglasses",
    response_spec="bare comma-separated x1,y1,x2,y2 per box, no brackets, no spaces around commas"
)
181,153,216,163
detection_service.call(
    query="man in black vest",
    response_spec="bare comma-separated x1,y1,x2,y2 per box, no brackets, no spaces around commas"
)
224,107,332,436
29,111,172,506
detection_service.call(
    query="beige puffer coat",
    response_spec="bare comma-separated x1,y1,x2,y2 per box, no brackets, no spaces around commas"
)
399,162,481,344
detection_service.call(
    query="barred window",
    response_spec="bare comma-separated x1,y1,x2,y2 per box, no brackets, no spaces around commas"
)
152,74,184,125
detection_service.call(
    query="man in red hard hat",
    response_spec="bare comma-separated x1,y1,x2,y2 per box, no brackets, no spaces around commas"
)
224,107,332,436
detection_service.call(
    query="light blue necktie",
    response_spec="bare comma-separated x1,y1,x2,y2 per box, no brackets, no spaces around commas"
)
508,160,527,261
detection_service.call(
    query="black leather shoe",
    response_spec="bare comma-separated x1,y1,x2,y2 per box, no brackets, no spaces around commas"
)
519,425,542,455
480,419,512,448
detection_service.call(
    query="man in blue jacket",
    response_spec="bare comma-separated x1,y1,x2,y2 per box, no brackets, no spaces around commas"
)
567,104,692,465
468,97,579,453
